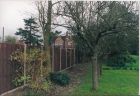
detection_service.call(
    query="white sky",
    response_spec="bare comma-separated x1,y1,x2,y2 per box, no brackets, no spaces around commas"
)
0,0,138,38
0,0,68,40
0,0,37,38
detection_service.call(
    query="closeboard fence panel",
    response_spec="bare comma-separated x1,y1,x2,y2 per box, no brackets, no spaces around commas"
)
67,49,71,68
61,48,66,70
0,44,77,94
71,49,74,66
0,43,23,95
0,44,3,94
54,47,61,72
53,46,76,72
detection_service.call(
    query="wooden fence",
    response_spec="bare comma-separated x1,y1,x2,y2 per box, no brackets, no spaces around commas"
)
0,44,78,95
52,46,76,72
0,43,23,95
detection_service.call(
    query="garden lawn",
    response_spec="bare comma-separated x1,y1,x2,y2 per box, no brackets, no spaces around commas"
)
68,58,139,96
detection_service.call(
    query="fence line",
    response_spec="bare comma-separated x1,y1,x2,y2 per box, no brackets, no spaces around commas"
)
0,43,24,95
52,46,76,72
0,43,78,95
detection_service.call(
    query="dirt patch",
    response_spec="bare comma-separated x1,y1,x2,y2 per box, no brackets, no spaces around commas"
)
48,63,88,96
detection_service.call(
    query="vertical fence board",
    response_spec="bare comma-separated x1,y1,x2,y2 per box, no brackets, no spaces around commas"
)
71,49,74,66
0,43,24,95
53,46,77,72
0,44,77,94
54,47,60,71
61,48,66,70
67,49,71,67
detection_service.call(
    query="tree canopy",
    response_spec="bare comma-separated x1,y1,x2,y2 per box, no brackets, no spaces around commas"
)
53,1,138,90
15,17,43,46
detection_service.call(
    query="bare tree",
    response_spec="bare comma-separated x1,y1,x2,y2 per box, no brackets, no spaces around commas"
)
52,1,137,90
35,1,51,73
35,0,137,90
36,0,61,72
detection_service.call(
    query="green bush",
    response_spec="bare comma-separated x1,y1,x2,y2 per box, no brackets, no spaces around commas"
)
106,53,136,68
103,67,110,70
49,72,70,86
130,67,133,70
123,67,127,70
12,76,31,87
136,68,139,71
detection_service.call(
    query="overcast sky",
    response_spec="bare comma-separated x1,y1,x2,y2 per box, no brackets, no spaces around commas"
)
0,0,138,39
0,0,68,40
0,0,38,38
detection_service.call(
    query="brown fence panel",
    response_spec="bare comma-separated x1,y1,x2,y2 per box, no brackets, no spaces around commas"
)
71,49,74,66
67,49,71,67
54,47,60,72
0,43,77,94
61,48,66,70
52,47,76,71
0,43,23,95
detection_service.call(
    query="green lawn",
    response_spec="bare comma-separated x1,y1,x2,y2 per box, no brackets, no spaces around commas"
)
68,56,139,96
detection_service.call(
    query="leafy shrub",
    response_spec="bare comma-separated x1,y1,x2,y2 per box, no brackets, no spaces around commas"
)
103,67,110,70
123,67,127,70
136,68,139,71
10,48,50,89
134,68,138,71
49,72,70,86
106,53,136,68
129,67,133,70
12,76,31,87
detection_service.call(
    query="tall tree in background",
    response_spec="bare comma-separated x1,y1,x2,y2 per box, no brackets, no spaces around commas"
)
53,1,138,90
36,0,61,72
15,17,42,46
5,35,17,44
36,1,52,73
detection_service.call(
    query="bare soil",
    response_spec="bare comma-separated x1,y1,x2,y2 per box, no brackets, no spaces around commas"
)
48,63,88,96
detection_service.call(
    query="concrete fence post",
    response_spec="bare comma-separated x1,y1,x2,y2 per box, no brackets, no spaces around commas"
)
23,44,27,85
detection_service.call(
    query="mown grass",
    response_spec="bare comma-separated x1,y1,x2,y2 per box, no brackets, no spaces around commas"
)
68,55,139,96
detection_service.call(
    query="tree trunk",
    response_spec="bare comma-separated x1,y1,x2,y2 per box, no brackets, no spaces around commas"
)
46,46,51,72
44,1,52,72
92,53,98,90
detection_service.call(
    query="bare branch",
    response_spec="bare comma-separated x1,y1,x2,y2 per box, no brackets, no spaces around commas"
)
52,1,61,6
52,23,71,28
